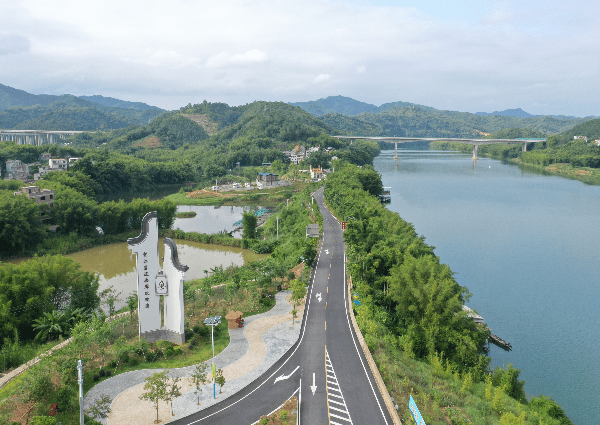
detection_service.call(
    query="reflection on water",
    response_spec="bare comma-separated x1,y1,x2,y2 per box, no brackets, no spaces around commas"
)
172,205,251,235
66,240,267,310
375,149,600,425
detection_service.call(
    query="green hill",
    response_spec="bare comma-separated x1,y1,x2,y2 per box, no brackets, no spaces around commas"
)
290,95,378,116
12,107,131,131
79,95,163,111
0,85,165,130
319,105,595,138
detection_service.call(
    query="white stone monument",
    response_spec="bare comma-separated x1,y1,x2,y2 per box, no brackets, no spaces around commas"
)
128,211,188,344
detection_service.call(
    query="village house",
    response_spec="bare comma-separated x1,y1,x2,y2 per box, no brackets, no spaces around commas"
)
310,165,325,180
49,158,68,170
14,185,55,207
256,172,279,186
5,160,30,181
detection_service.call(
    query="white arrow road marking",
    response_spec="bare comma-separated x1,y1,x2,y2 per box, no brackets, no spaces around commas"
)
273,366,299,384
310,373,317,395
325,249,329,254
316,293,322,302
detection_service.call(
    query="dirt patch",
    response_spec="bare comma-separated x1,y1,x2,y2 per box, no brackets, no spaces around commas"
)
133,136,163,148
182,114,218,135
186,189,233,199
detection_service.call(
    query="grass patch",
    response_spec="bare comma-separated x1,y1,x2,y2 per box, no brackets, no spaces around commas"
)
256,396,298,424
176,211,197,218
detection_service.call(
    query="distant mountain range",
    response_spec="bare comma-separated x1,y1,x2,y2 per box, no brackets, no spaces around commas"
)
290,96,598,137
0,83,597,137
289,95,434,117
0,83,165,130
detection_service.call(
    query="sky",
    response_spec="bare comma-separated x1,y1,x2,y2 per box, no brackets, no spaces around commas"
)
1,0,599,116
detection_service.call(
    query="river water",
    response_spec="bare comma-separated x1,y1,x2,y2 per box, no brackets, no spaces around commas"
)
374,150,600,425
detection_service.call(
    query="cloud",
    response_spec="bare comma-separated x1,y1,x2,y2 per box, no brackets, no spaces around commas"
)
313,74,332,83
206,49,267,68
1,0,600,115
0,33,30,55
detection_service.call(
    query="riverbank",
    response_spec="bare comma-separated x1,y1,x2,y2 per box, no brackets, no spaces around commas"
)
513,159,600,185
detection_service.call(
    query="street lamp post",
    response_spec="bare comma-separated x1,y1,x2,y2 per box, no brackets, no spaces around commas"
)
204,316,221,399
300,256,306,282
77,360,83,425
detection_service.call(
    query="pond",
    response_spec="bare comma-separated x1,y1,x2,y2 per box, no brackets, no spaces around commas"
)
66,240,268,311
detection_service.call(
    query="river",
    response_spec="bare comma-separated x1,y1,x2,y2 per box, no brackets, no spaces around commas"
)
374,149,600,425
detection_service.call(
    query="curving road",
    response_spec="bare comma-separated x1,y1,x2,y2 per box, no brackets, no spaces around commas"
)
172,187,392,424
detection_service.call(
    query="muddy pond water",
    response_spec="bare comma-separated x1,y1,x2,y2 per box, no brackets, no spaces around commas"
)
66,240,267,311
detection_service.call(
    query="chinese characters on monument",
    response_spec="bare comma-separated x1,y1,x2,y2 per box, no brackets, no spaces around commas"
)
128,211,188,344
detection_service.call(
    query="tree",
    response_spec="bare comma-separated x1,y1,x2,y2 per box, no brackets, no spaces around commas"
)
51,187,99,235
0,255,99,343
0,191,44,256
126,293,138,320
242,212,257,240
99,286,121,317
289,279,307,325
190,363,209,405
166,375,182,416
139,370,170,423
215,368,225,394
26,368,55,404
85,394,112,421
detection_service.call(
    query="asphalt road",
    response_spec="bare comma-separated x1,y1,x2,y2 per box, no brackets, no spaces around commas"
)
171,187,392,425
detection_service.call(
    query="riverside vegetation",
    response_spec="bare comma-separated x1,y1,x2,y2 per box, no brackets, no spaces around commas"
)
0,183,322,424
0,94,578,424
324,160,572,425
430,119,600,185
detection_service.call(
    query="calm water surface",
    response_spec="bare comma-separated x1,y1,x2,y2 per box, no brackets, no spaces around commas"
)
172,205,250,235
374,150,600,425
66,240,267,311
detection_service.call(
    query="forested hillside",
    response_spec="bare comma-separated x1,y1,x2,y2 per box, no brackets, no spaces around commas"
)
321,105,594,138
0,85,165,130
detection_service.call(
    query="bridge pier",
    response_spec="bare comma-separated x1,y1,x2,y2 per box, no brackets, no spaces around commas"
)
472,144,478,159
394,141,398,160
522,142,528,152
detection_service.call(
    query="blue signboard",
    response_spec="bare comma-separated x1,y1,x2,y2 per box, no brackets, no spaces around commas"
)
409,395,426,425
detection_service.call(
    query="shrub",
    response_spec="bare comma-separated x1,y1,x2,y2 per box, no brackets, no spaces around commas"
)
129,357,140,366
98,369,106,377
53,386,77,413
119,352,130,364
92,374,100,382
173,346,183,356
164,345,175,357
198,327,210,338
108,360,118,368
29,416,57,425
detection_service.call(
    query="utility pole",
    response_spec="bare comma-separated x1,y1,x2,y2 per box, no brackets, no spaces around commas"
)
276,216,279,240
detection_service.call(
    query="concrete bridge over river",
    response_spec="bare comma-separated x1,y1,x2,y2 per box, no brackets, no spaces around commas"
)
0,129,87,146
333,135,547,160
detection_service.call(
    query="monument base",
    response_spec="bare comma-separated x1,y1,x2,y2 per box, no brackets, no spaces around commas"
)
140,328,185,345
